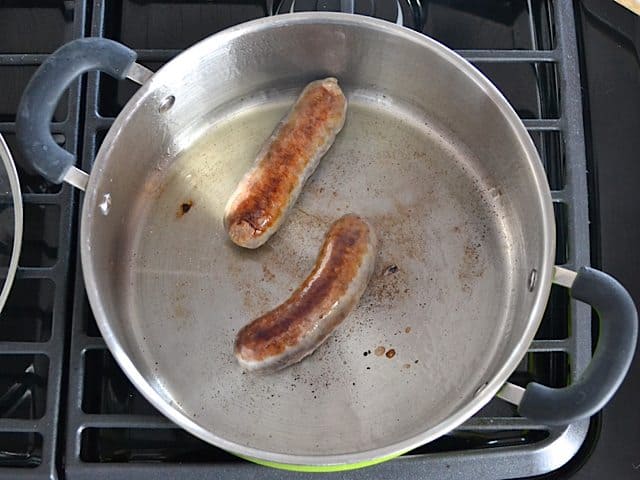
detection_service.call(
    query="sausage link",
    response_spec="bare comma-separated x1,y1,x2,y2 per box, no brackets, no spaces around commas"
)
223,78,347,249
234,214,377,373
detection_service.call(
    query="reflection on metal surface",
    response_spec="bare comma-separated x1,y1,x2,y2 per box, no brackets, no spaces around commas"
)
98,193,112,216
0,134,23,315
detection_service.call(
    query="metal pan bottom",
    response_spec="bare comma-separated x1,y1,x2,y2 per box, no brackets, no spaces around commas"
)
117,90,517,456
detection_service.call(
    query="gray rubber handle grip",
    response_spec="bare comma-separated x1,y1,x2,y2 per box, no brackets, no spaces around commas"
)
519,266,638,425
15,38,136,184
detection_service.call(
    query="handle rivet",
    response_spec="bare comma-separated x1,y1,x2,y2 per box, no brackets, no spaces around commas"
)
158,95,175,113
528,269,538,291
474,382,488,398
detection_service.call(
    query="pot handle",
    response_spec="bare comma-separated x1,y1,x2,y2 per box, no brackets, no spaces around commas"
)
500,266,637,425
15,38,139,187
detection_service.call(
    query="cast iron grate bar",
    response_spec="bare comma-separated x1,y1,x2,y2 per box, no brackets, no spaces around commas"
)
0,55,50,66
0,1,87,478
0,123,66,135
72,412,556,432
61,1,591,479
456,50,558,62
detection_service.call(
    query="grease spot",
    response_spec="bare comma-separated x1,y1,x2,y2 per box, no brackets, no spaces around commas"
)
262,264,275,282
177,200,193,218
459,239,486,293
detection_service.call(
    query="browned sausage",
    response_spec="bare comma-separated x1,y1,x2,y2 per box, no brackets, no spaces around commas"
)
223,78,347,249
234,214,377,372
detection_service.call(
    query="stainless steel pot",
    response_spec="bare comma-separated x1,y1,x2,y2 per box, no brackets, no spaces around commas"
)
15,13,637,471
0,134,23,314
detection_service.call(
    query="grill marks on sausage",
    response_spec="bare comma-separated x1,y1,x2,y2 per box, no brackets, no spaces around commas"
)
225,79,346,246
234,215,372,362
228,87,338,232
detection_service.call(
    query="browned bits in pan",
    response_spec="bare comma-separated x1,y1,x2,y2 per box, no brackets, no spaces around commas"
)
176,199,193,218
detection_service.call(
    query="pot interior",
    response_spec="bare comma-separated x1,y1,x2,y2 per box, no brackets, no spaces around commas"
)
82,14,554,463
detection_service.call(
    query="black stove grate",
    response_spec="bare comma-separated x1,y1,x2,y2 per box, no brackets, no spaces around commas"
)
0,1,592,479
0,2,87,479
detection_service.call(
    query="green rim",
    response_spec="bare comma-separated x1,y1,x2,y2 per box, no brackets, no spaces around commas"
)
236,449,409,472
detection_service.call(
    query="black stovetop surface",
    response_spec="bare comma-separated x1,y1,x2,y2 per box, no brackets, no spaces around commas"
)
566,2,640,479
536,2,640,479
0,1,638,479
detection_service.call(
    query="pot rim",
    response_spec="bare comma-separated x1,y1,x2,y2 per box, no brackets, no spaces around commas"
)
80,12,556,467
0,135,23,315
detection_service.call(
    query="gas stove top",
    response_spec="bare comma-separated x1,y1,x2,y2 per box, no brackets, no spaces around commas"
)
0,1,596,479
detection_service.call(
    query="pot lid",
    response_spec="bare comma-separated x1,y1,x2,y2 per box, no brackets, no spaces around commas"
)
0,134,23,314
